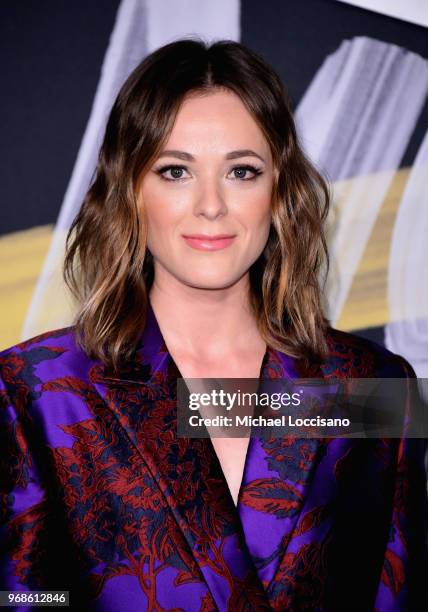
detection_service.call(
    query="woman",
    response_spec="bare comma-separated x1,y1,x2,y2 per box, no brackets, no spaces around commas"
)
0,38,426,611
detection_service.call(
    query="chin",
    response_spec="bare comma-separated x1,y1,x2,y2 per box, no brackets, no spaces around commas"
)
182,274,239,290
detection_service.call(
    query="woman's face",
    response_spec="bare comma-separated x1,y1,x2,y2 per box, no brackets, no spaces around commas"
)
137,88,274,291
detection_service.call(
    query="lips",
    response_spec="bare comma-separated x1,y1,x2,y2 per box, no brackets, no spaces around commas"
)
182,234,236,251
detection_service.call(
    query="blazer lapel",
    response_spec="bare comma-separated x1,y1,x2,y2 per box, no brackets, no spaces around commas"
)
237,350,326,595
91,301,271,611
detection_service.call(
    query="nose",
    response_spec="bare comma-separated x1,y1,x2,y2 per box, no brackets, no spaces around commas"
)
193,175,228,220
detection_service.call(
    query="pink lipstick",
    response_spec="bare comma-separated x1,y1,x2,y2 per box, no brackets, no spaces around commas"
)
182,234,236,251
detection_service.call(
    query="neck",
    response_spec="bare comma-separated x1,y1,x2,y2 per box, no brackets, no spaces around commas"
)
148,276,263,361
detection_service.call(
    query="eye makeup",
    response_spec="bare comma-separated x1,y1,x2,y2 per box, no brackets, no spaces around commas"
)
154,163,264,182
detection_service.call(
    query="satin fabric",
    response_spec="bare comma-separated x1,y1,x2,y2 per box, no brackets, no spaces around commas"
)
0,301,427,611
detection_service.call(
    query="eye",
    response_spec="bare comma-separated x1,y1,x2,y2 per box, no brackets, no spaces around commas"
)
154,163,264,182
155,164,189,181
230,165,263,181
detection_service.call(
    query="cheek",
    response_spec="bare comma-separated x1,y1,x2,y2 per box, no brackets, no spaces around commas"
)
246,206,272,250
140,187,184,232
244,198,272,231
235,182,272,215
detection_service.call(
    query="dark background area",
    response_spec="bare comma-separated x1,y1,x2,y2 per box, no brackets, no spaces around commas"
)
1,0,120,234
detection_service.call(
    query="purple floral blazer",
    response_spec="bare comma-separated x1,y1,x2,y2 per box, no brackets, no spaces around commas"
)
1,301,427,611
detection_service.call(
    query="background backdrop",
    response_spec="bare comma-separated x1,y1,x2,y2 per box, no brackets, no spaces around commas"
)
1,0,427,384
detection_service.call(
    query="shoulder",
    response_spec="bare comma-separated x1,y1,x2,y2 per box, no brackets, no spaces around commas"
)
1,326,76,354
0,325,81,362
322,325,416,378
0,326,95,392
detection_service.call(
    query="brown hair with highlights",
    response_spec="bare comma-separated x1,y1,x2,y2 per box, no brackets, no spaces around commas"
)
63,37,331,373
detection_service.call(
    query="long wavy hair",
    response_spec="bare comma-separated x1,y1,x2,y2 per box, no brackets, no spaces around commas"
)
63,37,331,373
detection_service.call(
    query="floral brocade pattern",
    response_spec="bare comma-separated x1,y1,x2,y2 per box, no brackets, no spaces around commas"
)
0,303,427,611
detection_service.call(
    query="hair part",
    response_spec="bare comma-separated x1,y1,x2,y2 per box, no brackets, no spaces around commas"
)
63,37,331,373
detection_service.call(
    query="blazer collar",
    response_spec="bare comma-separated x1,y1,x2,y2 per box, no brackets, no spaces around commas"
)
90,301,326,608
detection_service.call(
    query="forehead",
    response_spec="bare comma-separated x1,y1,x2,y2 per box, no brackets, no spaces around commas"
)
164,89,270,157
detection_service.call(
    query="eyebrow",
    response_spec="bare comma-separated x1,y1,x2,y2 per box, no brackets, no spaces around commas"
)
157,149,266,162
